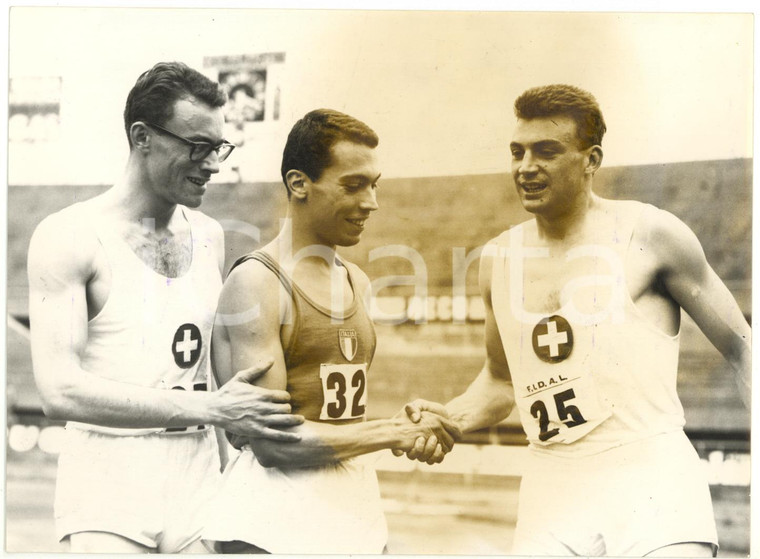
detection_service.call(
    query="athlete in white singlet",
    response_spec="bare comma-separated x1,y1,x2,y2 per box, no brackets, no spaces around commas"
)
28,62,303,554
203,109,460,554
400,85,750,557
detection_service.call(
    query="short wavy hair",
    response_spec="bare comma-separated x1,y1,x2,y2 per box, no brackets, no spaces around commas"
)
514,84,606,147
281,109,379,198
123,61,227,147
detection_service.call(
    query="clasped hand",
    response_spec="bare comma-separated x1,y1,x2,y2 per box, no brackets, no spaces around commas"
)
392,399,461,464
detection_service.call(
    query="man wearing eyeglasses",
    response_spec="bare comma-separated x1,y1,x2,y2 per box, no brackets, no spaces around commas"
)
27,61,303,554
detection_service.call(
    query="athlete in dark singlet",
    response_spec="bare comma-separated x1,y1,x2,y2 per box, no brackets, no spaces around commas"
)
204,109,460,554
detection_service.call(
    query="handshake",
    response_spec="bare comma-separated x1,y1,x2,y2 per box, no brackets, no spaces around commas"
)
391,400,462,464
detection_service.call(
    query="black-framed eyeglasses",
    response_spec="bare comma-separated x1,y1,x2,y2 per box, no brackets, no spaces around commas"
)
145,122,235,163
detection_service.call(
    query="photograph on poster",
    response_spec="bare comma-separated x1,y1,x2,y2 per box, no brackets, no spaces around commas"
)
206,52,285,133
4,5,753,556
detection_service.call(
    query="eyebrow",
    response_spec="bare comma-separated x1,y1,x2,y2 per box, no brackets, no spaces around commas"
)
510,140,564,149
341,172,382,182
172,127,223,144
188,134,230,146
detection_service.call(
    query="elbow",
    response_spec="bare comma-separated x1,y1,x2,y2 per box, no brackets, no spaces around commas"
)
250,440,291,469
250,440,333,469
255,453,282,469
35,377,78,421
38,393,70,421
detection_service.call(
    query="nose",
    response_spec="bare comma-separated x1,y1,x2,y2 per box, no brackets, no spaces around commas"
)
199,150,220,174
359,186,379,212
517,151,538,175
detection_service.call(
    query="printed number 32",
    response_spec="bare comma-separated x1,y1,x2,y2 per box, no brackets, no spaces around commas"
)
530,388,586,441
325,369,366,419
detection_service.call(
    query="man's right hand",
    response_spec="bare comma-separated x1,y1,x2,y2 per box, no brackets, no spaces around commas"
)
212,360,304,442
393,399,460,463
393,402,461,464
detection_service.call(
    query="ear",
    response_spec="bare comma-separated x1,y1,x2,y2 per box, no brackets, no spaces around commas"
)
285,170,309,201
585,145,603,175
130,122,151,153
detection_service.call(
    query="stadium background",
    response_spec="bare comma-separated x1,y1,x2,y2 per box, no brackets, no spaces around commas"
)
5,7,753,556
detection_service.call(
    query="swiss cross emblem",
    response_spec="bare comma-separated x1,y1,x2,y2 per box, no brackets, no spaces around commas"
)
532,315,573,363
338,329,358,361
172,323,202,368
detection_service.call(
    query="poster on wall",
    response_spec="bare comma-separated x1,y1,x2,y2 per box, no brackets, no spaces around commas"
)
204,52,286,145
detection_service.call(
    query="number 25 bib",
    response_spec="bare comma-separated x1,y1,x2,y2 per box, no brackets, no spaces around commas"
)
520,374,611,446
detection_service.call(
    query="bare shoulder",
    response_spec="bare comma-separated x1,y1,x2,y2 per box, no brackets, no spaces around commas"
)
635,203,699,248
28,202,101,283
632,203,706,273
479,221,526,281
217,254,286,324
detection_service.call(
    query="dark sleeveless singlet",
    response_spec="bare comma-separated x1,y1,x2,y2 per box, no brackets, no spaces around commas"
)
229,251,377,422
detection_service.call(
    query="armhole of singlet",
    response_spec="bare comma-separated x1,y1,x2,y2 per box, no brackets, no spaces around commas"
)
86,214,118,324
333,256,360,317
255,254,358,320
180,206,197,271
624,202,680,340
181,206,219,277
228,251,300,356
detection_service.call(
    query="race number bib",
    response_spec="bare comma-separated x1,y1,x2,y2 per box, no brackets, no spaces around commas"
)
319,363,368,421
521,374,611,445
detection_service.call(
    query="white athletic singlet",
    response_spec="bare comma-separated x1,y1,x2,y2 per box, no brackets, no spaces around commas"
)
490,201,685,456
67,206,222,435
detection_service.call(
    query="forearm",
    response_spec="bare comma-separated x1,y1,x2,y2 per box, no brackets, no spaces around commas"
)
445,367,514,433
36,364,220,429
730,340,752,409
251,417,410,469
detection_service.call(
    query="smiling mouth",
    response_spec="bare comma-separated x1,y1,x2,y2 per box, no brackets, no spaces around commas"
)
521,182,547,194
346,218,367,228
187,177,207,187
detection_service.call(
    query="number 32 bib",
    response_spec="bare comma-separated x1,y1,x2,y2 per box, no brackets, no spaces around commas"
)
319,363,368,421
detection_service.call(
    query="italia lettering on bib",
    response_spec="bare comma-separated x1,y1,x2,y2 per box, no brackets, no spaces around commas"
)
338,329,358,361
319,363,368,421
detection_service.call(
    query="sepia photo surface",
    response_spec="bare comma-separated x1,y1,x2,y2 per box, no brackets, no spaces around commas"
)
5,4,754,556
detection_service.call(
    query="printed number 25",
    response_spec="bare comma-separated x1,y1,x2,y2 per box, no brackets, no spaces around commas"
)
326,369,366,419
529,388,586,441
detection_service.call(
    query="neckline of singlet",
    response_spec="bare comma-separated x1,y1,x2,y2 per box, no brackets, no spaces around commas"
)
100,206,198,282
244,250,359,320
502,202,679,340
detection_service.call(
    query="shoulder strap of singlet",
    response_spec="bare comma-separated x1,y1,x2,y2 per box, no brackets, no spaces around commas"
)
232,251,359,315
229,251,299,355
229,250,295,299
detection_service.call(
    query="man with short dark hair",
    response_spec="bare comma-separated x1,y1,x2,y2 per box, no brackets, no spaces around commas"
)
28,61,303,554
402,84,750,557
203,109,460,554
